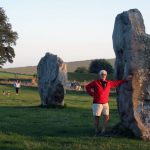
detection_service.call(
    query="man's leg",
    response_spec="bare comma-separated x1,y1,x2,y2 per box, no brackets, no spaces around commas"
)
101,103,109,133
101,115,109,133
92,104,102,135
94,116,100,134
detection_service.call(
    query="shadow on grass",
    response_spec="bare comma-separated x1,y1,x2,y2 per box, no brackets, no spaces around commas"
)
0,105,95,137
0,105,140,144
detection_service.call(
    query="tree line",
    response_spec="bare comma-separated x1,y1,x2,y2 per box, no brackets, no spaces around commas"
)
75,59,114,74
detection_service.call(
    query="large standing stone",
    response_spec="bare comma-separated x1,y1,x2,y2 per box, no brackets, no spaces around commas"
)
37,53,67,107
113,9,150,140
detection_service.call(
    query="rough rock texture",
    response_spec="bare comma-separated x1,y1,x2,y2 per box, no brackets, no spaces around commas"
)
37,53,67,107
113,9,150,141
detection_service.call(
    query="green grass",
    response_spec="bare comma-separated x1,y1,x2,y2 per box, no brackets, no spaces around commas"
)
0,85,149,150
0,72,32,79
0,71,113,82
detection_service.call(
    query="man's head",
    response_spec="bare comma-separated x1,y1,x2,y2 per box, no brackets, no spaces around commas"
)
99,70,107,81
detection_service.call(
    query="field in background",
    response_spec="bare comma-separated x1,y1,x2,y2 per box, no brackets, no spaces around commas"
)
0,71,113,82
0,72,32,79
0,85,149,150
0,58,115,74
0,58,115,82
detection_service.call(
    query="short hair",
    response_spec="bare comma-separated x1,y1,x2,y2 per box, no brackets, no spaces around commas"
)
99,70,107,76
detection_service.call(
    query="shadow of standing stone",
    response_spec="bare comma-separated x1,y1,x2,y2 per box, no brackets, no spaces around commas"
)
113,9,150,141
37,53,67,107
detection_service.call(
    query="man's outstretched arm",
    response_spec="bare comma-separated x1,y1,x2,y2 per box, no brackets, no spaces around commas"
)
110,75,133,88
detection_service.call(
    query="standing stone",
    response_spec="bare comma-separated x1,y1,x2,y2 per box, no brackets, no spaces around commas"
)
37,53,67,107
113,9,150,140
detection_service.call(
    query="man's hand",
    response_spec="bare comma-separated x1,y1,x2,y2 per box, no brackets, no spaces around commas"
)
126,75,133,81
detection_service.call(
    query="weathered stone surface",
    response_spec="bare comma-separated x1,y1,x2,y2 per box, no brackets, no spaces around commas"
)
37,53,67,107
113,9,150,140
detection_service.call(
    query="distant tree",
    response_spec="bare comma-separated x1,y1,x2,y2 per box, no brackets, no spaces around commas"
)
75,67,88,73
0,7,18,68
89,59,114,74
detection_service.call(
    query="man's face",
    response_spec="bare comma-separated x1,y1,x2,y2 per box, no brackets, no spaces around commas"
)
100,73,107,81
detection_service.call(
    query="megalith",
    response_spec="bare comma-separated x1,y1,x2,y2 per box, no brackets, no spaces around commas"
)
37,53,67,107
113,9,150,140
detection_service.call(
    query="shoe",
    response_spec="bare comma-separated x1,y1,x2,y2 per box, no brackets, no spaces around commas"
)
101,128,105,133
99,131,111,137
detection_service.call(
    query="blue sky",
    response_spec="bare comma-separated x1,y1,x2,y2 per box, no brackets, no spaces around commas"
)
0,0,150,68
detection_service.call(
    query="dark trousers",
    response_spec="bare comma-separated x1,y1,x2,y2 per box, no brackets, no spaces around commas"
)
16,88,19,94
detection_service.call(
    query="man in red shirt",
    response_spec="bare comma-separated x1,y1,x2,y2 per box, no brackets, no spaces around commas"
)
86,70,132,136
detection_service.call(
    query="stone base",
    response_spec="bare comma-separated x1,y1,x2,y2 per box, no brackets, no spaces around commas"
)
40,103,67,109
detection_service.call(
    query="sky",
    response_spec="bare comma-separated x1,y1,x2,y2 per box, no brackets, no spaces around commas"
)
0,0,150,68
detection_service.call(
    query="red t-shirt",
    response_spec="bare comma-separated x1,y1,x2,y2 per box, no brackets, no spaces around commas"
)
86,79,126,104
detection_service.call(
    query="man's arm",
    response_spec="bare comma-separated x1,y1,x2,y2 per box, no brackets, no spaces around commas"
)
110,80,126,88
86,81,95,96
110,75,133,88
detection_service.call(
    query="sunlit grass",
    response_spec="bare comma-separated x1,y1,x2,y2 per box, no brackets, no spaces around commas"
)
0,72,32,79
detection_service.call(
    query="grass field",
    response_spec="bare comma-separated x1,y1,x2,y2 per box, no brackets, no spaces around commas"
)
0,85,149,150
0,71,113,82
0,72,32,79
0,71,99,81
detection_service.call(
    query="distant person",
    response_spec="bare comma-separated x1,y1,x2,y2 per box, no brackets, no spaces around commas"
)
86,70,132,136
14,80,21,95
